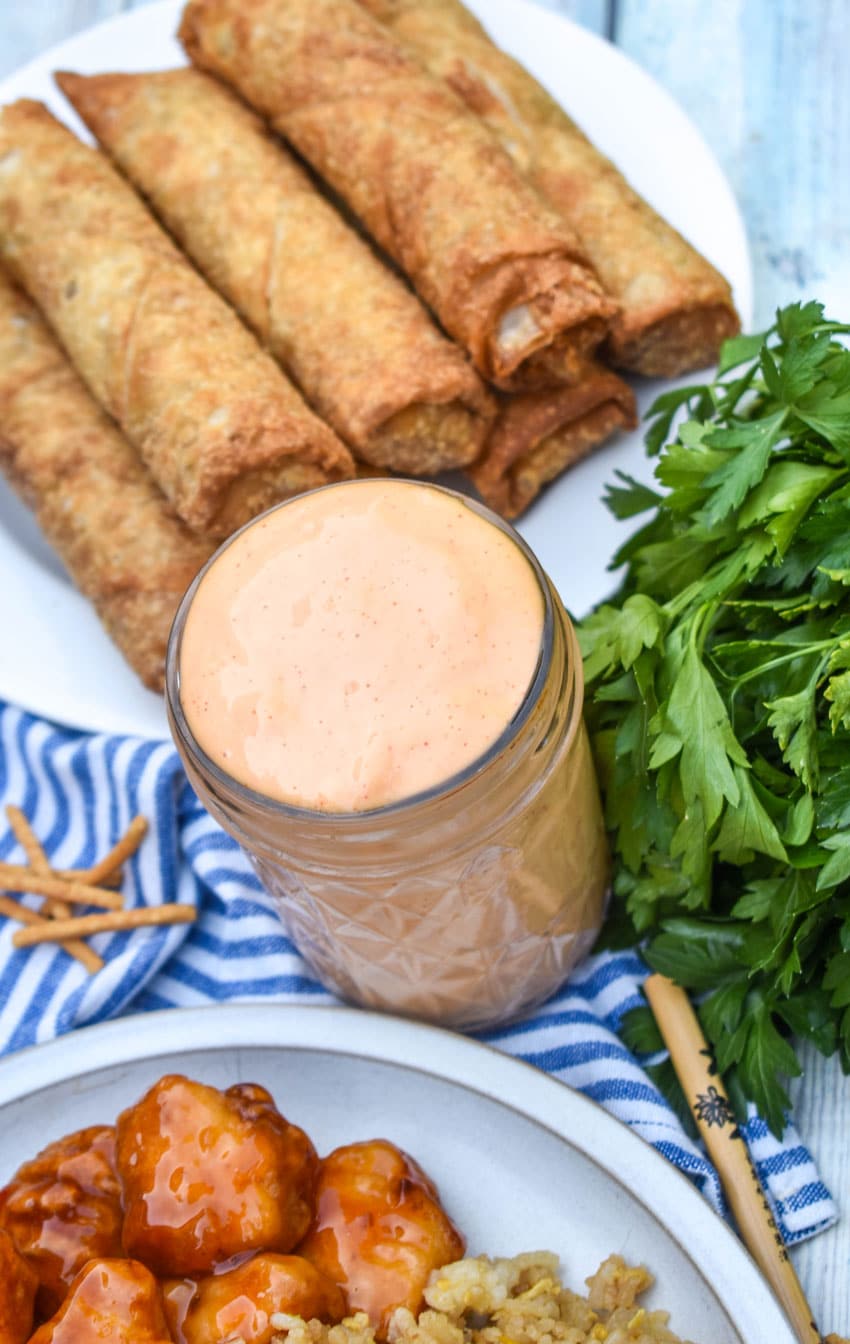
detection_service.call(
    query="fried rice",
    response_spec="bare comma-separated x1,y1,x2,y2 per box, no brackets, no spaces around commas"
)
269,1252,695,1344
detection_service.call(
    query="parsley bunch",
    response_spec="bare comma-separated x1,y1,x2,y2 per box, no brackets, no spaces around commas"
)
578,301,850,1135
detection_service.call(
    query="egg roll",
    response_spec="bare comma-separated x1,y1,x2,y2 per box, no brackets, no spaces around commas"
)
469,364,637,519
178,0,617,392
0,269,213,690
0,100,354,538
356,0,740,377
56,68,493,475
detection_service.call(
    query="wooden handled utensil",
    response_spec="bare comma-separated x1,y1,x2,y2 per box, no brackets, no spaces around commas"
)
644,972,823,1344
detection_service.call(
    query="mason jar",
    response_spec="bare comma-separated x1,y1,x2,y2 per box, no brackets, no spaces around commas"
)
166,482,608,1031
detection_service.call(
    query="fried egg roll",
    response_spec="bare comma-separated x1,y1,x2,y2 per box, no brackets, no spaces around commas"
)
469,364,636,519
356,0,740,377
178,0,617,392
0,100,353,538
0,270,213,690
57,68,493,475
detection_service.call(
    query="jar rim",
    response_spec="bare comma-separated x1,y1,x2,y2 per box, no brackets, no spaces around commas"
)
166,479,556,822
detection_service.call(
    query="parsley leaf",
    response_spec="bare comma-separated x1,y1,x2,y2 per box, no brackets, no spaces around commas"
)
603,472,663,520
699,410,787,525
739,999,800,1137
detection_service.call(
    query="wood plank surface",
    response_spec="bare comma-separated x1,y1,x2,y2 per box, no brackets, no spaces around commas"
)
0,0,847,1335
615,0,850,327
790,1049,850,1336
519,0,611,33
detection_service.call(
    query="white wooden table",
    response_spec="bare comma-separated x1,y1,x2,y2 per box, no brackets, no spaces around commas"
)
1,1,848,1336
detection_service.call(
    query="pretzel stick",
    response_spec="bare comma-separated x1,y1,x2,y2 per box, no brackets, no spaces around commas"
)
5,805,49,871
59,867,122,889
644,974,821,1344
5,805,123,887
0,864,124,910
5,804,72,919
4,806,106,971
69,815,148,887
3,806,103,971
0,893,53,927
0,892,103,973
13,903,197,946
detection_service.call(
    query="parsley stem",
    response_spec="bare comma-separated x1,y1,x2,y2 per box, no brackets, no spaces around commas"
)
688,601,720,661
725,638,839,695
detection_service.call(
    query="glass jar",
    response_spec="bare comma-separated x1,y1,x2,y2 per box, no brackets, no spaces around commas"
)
166,488,608,1031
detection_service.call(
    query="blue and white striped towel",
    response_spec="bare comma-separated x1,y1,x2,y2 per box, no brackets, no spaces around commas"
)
0,699,836,1245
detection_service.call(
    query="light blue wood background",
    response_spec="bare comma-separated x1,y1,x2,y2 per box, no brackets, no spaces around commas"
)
1,1,848,1334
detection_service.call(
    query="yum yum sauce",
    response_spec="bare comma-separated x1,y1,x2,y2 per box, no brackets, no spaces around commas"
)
179,480,544,812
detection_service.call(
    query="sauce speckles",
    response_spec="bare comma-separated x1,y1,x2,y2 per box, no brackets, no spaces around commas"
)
179,480,544,812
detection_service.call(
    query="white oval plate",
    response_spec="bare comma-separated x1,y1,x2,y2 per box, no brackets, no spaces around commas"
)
0,0,753,738
0,1005,792,1342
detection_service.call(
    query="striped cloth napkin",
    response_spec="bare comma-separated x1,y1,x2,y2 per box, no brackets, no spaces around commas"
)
0,699,836,1246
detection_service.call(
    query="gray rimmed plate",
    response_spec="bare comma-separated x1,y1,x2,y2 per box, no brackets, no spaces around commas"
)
0,1004,793,1342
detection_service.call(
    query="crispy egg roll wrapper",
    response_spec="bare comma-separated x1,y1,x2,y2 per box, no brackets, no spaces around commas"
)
357,0,740,377
0,270,213,690
0,100,353,537
178,0,617,392
57,68,493,475
469,363,637,519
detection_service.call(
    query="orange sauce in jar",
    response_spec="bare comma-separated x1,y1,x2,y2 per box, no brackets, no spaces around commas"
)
169,480,608,1029
179,479,544,812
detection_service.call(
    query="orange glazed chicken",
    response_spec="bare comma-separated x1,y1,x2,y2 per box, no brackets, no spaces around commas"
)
162,1252,347,1344
116,1074,319,1276
297,1139,465,1337
27,1259,172,1344
0,1228,37,1344
0,1125,123,1319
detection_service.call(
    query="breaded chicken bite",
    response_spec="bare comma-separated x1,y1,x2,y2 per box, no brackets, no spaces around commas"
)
297,1140,465,1337
0,1228,38,1344
116,1075,318,1276
26,1259,172,1344
0,1126,122,1319
162,1252,346,1344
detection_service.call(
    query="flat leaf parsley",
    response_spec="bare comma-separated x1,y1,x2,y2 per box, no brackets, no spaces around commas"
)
579,302,850,1135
